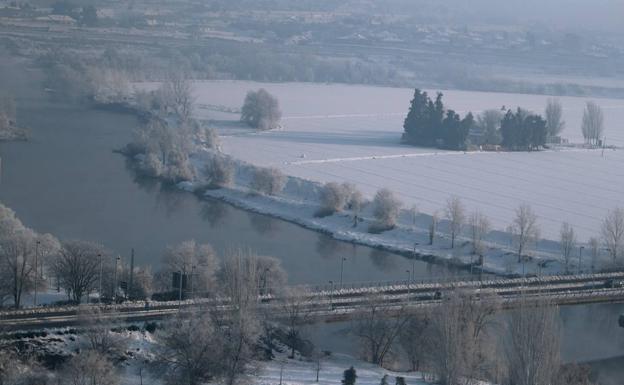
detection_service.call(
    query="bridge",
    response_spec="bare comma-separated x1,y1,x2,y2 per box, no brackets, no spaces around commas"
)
2,271,624,331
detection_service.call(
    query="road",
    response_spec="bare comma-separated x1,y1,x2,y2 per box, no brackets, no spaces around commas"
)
2,272,624,331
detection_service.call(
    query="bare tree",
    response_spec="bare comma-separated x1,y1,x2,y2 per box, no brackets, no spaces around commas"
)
161,72,195,122
399,313,430,372
601,207,624,264
216,249,263,385
581,101,604,146
445,196,466,249
512,204,540,263
60,350,120,385
477,109,503,145
560,223,576,273
545,98,565,138
351,294,410,367
504,298,561,385
469,210,490,255
251,167,286,196
162,240,219,295
78,306,126,355
427,290,499,385
155,311,225,385
277,287,315,358
204,153,235,188
370,188,402,232
241,89,281,130
219,248,263,310
52,240,104,303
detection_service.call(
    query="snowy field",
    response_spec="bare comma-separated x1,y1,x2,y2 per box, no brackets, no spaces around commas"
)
186,80,624,241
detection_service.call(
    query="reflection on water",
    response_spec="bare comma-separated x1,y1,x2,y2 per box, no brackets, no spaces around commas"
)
370,249,397,273
201,200,230,228
248,211,280,235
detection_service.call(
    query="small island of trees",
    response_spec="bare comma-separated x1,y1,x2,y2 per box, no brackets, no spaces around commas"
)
402,89,606,151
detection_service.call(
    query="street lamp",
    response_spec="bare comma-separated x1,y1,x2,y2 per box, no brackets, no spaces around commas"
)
97,253,102,303
406,269,411,303
113,255,121,302
190,265,196,299
340,257,346,288
34,240,40,307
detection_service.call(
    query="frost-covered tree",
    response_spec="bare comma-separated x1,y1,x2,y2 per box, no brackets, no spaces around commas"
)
318,182,349,216
601,207,624,264
162,240,219,294
156,312,225,385
161,72,195,122
512,204,540,263
477,109,503,145
60,350,120,385
445,196,466,249
251,167,286,196
241,89,281,130
52,240,105,303
560,222,576,273
0,204,60,308
469,210,490,255
545,98,565,138
371,188,402,232
204,153,234,188
581,101,604,146
78,307,127,355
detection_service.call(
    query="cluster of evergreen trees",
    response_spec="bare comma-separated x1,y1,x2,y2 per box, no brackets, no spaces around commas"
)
402,90,474,150
500,108,547,150
402,89,548,151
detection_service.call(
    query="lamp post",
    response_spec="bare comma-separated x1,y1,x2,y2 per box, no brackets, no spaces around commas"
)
340,257,346,288
34,240,40,307
190,265,196,299
178,270,183,306
406,269,411,303
98,253,102,303
412,243,418,281
113,255,120,302
579,246,585,274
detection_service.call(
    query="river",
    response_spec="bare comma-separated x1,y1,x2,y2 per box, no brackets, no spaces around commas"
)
1,54,623,380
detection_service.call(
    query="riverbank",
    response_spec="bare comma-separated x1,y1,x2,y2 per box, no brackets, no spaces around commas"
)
159,146,574,278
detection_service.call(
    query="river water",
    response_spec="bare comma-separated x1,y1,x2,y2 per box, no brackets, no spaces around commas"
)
1,54,623,379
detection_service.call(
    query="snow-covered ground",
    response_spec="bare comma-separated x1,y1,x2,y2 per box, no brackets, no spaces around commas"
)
183,80,624,242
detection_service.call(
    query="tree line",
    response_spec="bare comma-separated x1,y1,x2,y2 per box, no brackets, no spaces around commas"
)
403,91,607,150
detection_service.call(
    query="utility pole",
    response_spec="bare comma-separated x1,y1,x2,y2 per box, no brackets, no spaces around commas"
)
33,240,40,307
129,248,135,300
328,280,334,310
